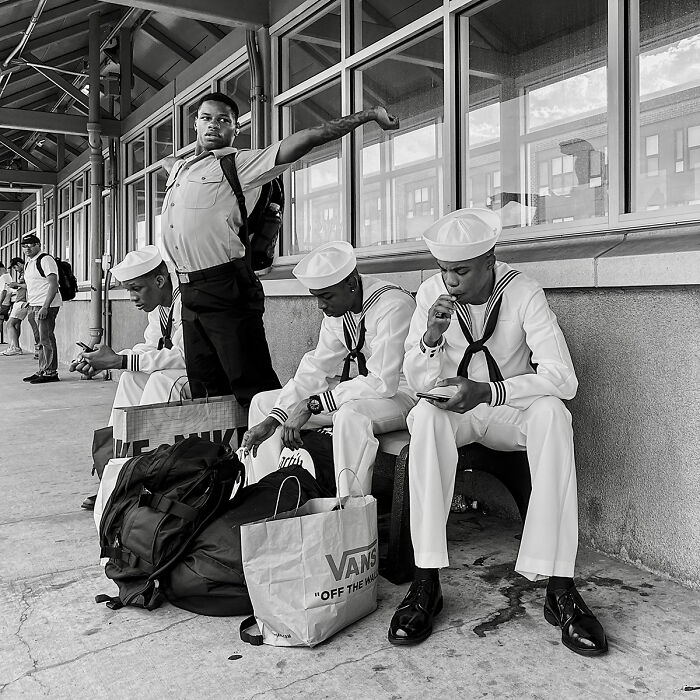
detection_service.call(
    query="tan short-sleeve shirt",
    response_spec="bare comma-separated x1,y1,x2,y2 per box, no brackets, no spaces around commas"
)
161,143,288,273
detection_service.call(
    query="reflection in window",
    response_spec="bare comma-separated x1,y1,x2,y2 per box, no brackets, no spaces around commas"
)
126,136,145,176
283,81,343,255
357,28,444,247
634,0,700,211
463,0,608,228
219,69,251,116
282,2,341,90
152,118,173,162
180,90,209,149
127,179,147,250
352,0,441,51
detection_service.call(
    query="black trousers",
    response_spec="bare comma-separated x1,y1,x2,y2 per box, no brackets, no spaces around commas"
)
179,259,280,407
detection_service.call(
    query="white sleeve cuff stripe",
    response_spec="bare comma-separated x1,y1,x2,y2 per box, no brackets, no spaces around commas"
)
489,381,506,407
321,391,337,412
269,408,288,424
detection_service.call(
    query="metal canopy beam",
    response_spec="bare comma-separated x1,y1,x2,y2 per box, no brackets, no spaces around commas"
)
44,133,81,157
0,169,57,185
196,20,226,40
101,0,267,29
0,0,95,43
0,134,54,171
0,107,119,137
0,201,22,211
142,20,197,63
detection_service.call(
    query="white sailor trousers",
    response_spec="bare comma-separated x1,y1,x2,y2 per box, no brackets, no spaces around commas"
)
108,369,190,425
248,389,416,496
407,396,578,581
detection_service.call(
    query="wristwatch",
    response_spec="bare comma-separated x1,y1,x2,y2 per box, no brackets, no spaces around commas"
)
307,395,323,415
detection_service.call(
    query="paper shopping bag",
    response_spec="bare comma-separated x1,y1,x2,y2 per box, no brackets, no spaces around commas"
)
112,395,247,457
240,494,378,647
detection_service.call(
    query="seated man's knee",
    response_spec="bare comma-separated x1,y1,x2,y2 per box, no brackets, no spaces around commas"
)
524,396,572,427
407,398,448,428
335,401,373,428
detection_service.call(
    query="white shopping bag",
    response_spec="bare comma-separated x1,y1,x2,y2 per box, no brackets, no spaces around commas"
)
240,472,378,647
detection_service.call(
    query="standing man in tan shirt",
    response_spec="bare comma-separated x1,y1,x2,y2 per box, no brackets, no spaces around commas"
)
161,91,399,406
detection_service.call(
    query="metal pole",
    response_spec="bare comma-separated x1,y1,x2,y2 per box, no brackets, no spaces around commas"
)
87,9,104,348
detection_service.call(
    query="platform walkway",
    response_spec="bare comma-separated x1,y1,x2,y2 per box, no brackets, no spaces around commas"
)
0,353,698,699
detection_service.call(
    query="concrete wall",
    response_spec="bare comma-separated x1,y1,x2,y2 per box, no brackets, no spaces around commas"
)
23,284,699,588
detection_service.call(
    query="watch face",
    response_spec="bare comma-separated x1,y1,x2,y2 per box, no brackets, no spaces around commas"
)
308,397,322,414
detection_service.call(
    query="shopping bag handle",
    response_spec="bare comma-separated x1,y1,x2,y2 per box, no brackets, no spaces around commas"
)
240,616,263,646
335,468,366,506
273,475,302,518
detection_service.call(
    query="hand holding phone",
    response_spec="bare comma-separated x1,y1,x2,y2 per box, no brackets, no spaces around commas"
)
76,341,95,353
416,391,450,403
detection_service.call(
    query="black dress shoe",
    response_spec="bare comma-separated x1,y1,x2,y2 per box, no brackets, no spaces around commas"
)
81,494,97,510
23,373,42,382
544,586,608,656
388,579,443,646
30,374,60,384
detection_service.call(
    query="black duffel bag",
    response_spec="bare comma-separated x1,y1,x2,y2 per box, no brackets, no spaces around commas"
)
97,436,244,610
163,465,331,616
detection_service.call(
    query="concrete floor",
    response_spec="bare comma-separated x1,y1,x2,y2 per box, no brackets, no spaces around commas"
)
0,352,699,700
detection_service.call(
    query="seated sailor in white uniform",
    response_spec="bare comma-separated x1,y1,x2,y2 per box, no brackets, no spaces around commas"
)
242,240,416,497
70,245,189,423
387,208,608,657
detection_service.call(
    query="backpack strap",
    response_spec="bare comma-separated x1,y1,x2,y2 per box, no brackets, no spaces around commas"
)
138,490,199,522
36,253,48,278
240,616,264,646
219,153,252,265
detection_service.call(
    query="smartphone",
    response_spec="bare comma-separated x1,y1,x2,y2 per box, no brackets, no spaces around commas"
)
416,391,451,403
76,341,95,352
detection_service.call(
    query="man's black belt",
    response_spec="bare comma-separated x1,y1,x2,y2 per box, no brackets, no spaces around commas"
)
176,259,246,284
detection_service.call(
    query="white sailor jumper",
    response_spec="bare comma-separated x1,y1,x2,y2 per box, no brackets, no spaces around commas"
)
404,262,579,580
248,276,417,496
110,283,188,424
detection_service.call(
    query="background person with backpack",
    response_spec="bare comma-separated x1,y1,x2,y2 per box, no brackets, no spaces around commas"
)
160,91,400,407
20,234,62,384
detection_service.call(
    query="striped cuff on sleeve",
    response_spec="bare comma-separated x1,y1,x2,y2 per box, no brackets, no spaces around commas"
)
269,408,288,425
124,352,140,372
320,390,337,413
419,335,444,358
489,381,507,407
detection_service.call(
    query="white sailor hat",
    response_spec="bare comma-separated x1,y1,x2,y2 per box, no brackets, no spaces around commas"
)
292,240,356,290
422,208,502,262
111,245,163,282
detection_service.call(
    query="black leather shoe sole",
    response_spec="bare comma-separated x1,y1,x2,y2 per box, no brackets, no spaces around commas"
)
23,373,41,382
544,602,609,656
388,595,444,646
81,495,97,510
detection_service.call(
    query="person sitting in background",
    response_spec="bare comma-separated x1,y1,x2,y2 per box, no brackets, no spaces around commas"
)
242,241,416,497
0,260,12,334
387,208,608,657
1,258,40,357
71,246,188,510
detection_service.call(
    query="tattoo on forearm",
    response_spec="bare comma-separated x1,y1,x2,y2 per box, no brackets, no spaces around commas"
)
310,110,372,146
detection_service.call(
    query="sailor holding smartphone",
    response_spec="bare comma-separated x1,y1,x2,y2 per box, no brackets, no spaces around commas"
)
70,246,189,424
388,208,608,657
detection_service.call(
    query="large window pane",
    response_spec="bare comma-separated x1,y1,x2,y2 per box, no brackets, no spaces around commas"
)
126,135,145,176
463,0,608,229
59,216,70,262
283,80,343,255
151,117,173,163
219,69,251,117
282,2,341,90
127,179,147,250
179,89,209,149
151,169,167,251
73,209,85,281
633,0,700,211
356,28,444,247
353,0,441,51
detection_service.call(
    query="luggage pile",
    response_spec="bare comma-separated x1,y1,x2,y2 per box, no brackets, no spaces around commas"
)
95,435,380,647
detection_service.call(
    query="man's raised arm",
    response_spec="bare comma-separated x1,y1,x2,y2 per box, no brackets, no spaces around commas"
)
275,106,399,165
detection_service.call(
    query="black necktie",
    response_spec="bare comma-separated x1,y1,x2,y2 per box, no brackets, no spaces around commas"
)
340,318,367,382
157,289,178,351
455,296,505,382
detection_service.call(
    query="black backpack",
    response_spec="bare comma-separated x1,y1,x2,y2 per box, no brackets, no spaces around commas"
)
97,436,245,610
220,152,284,271
163,466,331,616
36,253,78,301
